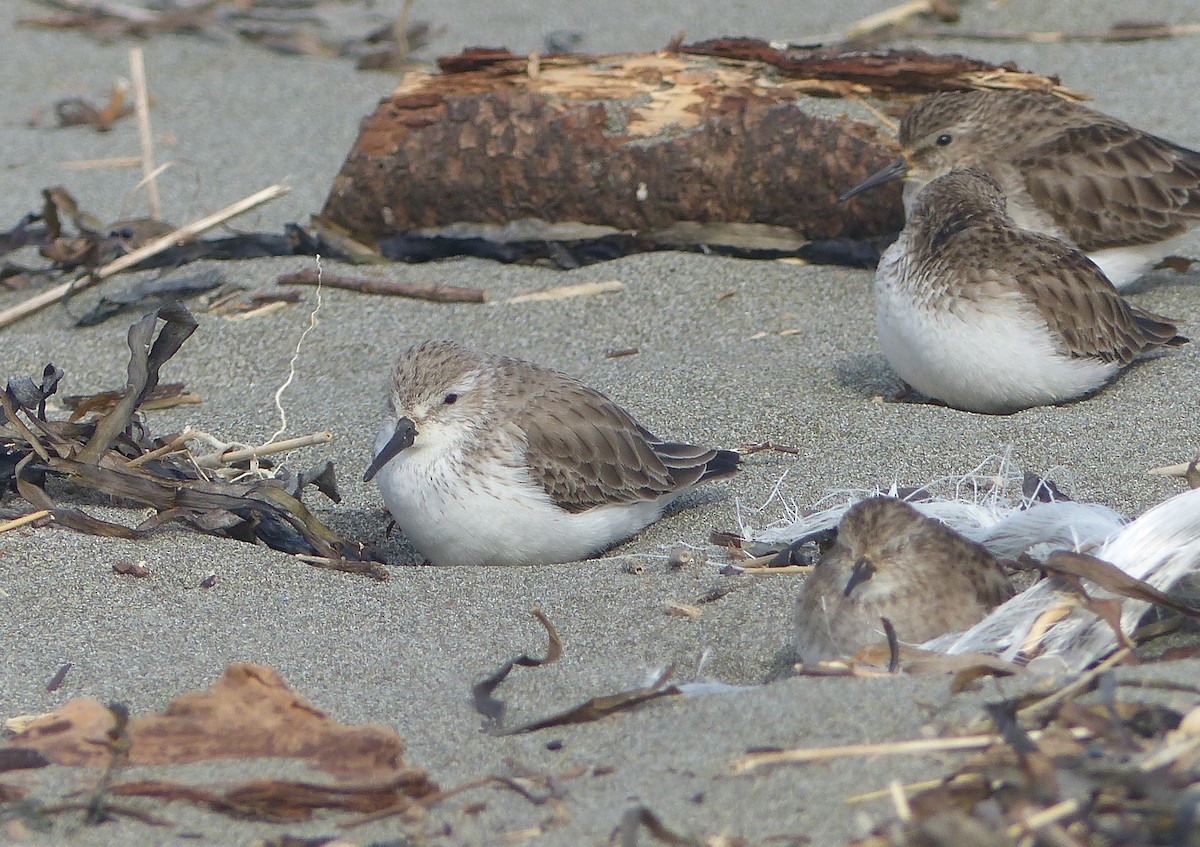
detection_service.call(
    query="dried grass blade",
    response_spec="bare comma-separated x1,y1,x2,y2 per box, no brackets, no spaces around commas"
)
0,510,52,534
733,734,1013,774
129,47,159,219
503,280,622,304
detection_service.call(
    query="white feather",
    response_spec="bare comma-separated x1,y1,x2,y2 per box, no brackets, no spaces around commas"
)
930,486,1200,669
748,452,1124,557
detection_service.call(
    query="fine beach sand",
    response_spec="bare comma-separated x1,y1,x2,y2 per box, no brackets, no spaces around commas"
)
2,1,1200,845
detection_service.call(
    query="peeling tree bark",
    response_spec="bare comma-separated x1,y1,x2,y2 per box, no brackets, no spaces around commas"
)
320,41,1074,252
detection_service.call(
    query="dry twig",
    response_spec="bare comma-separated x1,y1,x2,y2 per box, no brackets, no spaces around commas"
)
277,269,486,303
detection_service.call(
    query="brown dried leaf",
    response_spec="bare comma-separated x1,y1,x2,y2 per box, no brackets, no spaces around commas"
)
1044,550,1200,622
6,664,414,778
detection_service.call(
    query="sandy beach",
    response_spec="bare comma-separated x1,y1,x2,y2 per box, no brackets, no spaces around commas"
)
2,1,1200,845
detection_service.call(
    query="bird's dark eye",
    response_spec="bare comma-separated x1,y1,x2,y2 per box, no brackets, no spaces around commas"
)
936,133,953,147
443,393,459,405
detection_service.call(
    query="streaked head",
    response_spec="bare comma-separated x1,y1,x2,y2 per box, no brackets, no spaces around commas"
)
833,496,929,598
906,167,1008,233
842,90,1065,207
363,340,493,482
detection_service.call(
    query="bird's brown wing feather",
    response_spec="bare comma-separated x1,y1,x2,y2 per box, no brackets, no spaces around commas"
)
509,365,726,513
1019,122,1200,249
969,555,1016,610
943,224,1184,363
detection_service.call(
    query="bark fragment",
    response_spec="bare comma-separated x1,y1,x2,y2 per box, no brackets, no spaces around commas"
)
321,41,1076,253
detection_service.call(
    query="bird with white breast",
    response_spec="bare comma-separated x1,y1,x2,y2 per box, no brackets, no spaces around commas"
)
363,340,740,566
872,168,1187,414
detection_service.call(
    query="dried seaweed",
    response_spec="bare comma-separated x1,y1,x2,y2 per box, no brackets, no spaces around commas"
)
0,304,382,571
0,191,887,308
3,187,302,283
46,663,72,692
493,666,680,736
0,184,290,330
74,269,225,326
471,611,680,735
51,82,134,132
619,805,712,847
0,214,48,257
472,610,562,727
0,749,50,773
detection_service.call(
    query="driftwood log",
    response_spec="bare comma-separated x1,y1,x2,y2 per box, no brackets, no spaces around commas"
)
319,40,1077,254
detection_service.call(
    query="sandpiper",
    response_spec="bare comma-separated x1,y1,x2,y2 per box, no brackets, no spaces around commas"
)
872,168,1186,414
841,89,1200,288
794,496,1014,664
364,340,739,565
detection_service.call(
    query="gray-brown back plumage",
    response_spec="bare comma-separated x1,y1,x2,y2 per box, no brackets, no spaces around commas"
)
396,340,738,514
904,169,1187,364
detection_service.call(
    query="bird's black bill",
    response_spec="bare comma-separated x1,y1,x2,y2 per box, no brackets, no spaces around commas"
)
363,417,418,482
838,157,908,202
843,557,877,597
